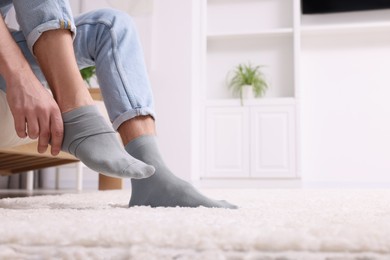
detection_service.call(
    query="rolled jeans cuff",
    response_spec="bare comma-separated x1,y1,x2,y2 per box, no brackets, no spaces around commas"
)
26,19,76,55
12,0,76,55
112,107,156,130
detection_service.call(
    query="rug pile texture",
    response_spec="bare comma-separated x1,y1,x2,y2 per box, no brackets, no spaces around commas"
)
1,189,390,259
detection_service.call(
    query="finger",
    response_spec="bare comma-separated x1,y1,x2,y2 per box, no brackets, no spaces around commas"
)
49,111,64,156
37,117,50,154
26,116,39,139
14,116,27,138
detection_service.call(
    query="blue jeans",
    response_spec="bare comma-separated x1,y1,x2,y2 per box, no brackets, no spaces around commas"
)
0,1,155,130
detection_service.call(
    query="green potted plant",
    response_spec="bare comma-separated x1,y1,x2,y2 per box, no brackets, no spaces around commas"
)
227,63,268,106
80,66,96,87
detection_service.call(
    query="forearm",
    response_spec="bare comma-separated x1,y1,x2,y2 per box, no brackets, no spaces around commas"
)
0,15,31,82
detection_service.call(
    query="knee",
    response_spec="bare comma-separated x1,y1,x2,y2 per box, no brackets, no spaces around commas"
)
92,8,136,34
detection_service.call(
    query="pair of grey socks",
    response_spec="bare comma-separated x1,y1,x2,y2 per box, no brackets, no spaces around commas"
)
61,105,155,179
61,105,236,208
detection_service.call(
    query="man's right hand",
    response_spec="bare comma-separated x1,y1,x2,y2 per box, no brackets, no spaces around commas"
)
5,67,64,156
0,15,63,156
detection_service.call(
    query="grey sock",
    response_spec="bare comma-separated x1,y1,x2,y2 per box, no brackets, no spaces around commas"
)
125,135,237,208
61,105,155,179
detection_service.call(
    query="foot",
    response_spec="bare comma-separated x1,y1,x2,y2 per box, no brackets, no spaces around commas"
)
61,105,155,179
125,135,237,208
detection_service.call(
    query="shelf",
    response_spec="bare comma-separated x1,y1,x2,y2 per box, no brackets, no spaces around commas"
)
207,28,294,39
301,21,390,35
205,97,296,107
301,8,390,35
207,0,293,35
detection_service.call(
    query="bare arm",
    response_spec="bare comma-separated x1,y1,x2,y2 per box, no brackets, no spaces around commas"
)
0,15,63,155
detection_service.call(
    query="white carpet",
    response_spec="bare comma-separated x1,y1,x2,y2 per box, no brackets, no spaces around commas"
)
1,189,390,260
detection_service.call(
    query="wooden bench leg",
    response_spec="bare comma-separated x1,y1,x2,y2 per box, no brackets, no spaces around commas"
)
26,170,34,191
98,174,123,190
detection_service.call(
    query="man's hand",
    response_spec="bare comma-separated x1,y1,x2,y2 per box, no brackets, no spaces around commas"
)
0,15,63,156
5,68,63,156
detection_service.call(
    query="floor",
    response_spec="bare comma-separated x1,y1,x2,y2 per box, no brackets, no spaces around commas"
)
1,189,390,259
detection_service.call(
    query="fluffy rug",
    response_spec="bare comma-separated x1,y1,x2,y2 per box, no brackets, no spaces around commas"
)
1,189,390,259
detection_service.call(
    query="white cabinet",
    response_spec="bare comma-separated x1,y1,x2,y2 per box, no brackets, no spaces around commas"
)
205,103,296,179
205,107,249,178
250,105,296,178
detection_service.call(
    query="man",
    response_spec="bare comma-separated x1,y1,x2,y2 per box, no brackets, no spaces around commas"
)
0,0,235,208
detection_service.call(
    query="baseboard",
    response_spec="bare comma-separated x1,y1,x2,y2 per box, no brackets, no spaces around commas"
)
194,178,302,189
302,181,390,189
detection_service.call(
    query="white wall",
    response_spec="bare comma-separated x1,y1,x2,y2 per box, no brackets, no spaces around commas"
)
300,10,390,186
150,0,195,181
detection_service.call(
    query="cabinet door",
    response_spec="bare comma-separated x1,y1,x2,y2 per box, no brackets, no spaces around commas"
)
205,107,249,178
250,105,296,178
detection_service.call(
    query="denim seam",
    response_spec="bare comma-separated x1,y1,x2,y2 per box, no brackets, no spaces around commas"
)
110,27,138,109
76,19,138,110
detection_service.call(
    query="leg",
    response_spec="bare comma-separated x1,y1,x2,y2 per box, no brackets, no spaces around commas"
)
35,31,154,179
34,29,93,112
73,9,236,208
118,117,236,208
11,1,154,179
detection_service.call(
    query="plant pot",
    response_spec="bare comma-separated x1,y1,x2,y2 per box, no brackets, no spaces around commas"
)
242,85,254,99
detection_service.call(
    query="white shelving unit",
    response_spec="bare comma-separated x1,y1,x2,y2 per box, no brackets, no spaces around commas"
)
191,1,390,187
301,21,390,35
207,28,293,39
198,0,301,185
